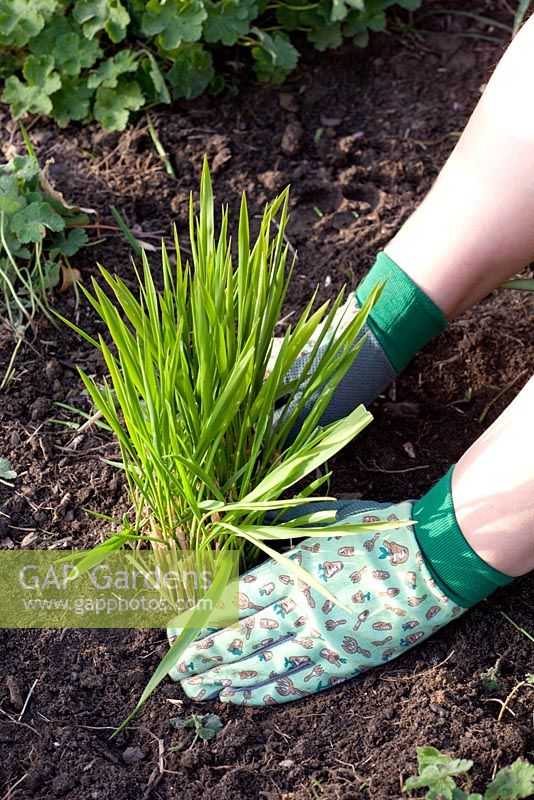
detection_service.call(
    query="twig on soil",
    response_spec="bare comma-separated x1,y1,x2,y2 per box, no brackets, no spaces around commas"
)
380,649,455,683
497,679,534,722
17,678,38,722
478,369,527,422
355,459,430,474
274,724,291,742
1,772,27,800
499,611,534,643
0,706,41,737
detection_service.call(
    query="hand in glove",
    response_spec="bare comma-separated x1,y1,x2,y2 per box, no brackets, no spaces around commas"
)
168,499,464,706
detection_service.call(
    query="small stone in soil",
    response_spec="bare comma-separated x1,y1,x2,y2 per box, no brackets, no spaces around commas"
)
281,122,304,156
30,397,51,421
122,746,146,764
45,360,63,381
6,675,24,710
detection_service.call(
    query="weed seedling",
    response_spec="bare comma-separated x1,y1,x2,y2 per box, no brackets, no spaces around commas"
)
0,457,17,486
170,712,223,748
403,746,534,799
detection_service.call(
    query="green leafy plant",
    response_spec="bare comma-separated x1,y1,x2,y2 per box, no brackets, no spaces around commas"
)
61,159,400,724
479,659,502,691
0,147,90,333
170,712,223,745
0,456,17,484
403,746,534,800
1,0,422,131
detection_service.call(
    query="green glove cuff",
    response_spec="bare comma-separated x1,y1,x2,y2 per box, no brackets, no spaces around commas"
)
413,466,513,608
355,252,447,372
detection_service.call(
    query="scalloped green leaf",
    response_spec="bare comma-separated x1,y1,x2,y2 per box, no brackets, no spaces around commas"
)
73,0,130,42
166,43,214,100
93,78,145,131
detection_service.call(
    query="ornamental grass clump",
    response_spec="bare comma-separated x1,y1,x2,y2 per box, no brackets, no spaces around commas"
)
63,160,387,719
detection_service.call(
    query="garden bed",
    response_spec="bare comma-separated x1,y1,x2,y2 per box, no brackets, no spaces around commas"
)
0,7,532,799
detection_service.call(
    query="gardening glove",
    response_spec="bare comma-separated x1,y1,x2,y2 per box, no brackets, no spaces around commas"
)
269,292,396,428
168,499,465,706
269,252,447,428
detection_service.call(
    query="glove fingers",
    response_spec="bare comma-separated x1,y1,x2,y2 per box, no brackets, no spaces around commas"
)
192,642,316,691
178,630,302,699
219,665,346,706
169,598,300,679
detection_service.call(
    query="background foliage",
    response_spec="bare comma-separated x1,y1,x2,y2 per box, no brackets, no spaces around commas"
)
0,0,421,131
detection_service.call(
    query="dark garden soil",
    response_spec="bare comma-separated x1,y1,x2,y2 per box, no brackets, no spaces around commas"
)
0,5,533,799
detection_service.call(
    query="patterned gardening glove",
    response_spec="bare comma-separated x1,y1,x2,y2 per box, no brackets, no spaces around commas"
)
168,500,465,706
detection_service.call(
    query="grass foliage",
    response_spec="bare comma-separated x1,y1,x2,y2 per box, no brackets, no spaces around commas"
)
62,160,397,724
64,159,386,571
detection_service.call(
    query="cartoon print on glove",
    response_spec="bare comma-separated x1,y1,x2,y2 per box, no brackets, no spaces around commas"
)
243,574,257,583
244,617,255,640
353,610,369,631
380,587,400,598
327,676,346,688
402,620,420,631
372,621,392,631
276,675,309,698
201,655,224,664
407,594,428,607
372,570,390,580
295,638,315,649
405,571,417,589
263,694,278,705
258,650,273,662
325,618,347,631
228,638,243,655
304,664,325,682
342,636,371,658
176,660,194,673
322,599,335,614
371,636,393,646
425,605,440,620
297,579,316,609
400,631,425,646
260,618,279,630
238,592,263,612
385,604,406,617
318,560,344,581
259,582,275,597
285,655,313,670
295,615,308,627
338,545,356,557
350,565,368,583
379,541,409,566
253,637,274,649
424,576,450,603
320,647,348,667
195,638,214,650
302,542,321,553
382,648,394,661
274,598,296,618
352,590,371,603
363,527,380,552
